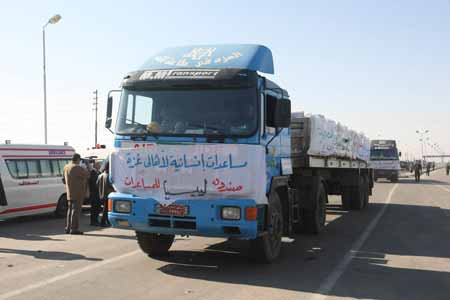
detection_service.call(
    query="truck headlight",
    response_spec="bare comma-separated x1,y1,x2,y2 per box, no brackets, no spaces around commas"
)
221,206,241,220
114,200,132,213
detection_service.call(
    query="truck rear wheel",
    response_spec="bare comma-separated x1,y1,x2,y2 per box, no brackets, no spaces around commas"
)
250,192,283,263
350,177,365,210
301,182,327,234
363,176,370,208
136,232,174,257
341,189,352,210
342,176,364,210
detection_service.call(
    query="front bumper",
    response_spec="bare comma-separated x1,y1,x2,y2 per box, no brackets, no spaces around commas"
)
108,193,260,239
374,169,399,179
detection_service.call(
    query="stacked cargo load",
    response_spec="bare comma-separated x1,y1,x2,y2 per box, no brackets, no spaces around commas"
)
291,112,370,168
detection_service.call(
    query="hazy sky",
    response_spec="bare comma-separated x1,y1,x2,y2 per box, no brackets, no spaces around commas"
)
0,0,449,159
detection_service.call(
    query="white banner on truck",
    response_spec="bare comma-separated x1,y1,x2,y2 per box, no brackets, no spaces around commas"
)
110,144,267,205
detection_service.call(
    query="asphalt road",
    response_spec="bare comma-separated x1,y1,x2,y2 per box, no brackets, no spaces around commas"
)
1,169,449,300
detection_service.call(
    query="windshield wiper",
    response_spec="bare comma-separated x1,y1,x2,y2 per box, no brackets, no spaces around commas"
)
125,118,147,127
188,122,227,135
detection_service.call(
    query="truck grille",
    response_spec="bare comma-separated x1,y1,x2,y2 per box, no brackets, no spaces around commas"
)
148,214,197,230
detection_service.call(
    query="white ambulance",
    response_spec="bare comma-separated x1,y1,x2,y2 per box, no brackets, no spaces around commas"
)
0,144,75,220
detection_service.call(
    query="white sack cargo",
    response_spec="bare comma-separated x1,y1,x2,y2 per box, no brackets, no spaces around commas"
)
292,113,370,162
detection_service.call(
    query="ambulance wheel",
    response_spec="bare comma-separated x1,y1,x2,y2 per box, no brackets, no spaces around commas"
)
250,192,283,263
136,232,174,257
55,194,68,218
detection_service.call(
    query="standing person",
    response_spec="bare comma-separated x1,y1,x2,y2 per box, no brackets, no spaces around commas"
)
63,153,90,234
446,162,450,175
89,161,101,226
426,163,431,176
97,161,114,227
414,161,422,182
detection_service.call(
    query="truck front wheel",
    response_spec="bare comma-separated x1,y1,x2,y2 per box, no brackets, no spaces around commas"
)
390,174,398,183
136,232,175,257
250,192,283,263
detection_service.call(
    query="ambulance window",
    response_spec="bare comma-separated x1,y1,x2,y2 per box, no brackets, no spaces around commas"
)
5,160,18,178
27,160,40,178
51,160,61,176
40,160,53,177
16,160,28,178
58,160,68,174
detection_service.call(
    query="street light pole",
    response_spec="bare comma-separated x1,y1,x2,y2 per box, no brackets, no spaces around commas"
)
93,90,98,146
416,130,429,161
42,14,61,144
42,27,47,144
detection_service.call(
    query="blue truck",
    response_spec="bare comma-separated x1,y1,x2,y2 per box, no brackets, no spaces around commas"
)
104,44,373,263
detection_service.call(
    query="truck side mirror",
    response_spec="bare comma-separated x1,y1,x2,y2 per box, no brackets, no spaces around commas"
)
105,117,112,129
266,95,291,128
105,95,113,129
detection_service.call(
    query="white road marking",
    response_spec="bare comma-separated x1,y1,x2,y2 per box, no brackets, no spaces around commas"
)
312,183,399,300
0,250,140,300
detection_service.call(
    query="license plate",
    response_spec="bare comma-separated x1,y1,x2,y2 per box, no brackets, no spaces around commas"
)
155,204,189,217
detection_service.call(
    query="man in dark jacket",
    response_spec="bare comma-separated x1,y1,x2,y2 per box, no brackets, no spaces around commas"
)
89,161,101,226
97,161,114,227
64,153,90,234
414,161,422,182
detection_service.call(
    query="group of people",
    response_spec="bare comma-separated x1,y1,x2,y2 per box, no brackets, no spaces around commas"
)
63,153,114,235
412,161,449,182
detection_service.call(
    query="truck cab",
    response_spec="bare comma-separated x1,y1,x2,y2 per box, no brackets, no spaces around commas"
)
105,45,291,262
370,140,401,182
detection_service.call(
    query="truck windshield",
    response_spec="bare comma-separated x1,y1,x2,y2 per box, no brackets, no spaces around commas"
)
115,87,257,137
370,148,399,160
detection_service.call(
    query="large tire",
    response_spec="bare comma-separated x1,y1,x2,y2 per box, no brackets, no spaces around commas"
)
350,176,365,210
54,194,68,218
341,188,352,210
390,174,398,183
136,232,174,257
250,192,283,263
301,182,327,234
362,176,370,208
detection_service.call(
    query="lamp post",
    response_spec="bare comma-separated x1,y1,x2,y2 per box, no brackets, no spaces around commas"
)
42,14,62,144
416,130,429,160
